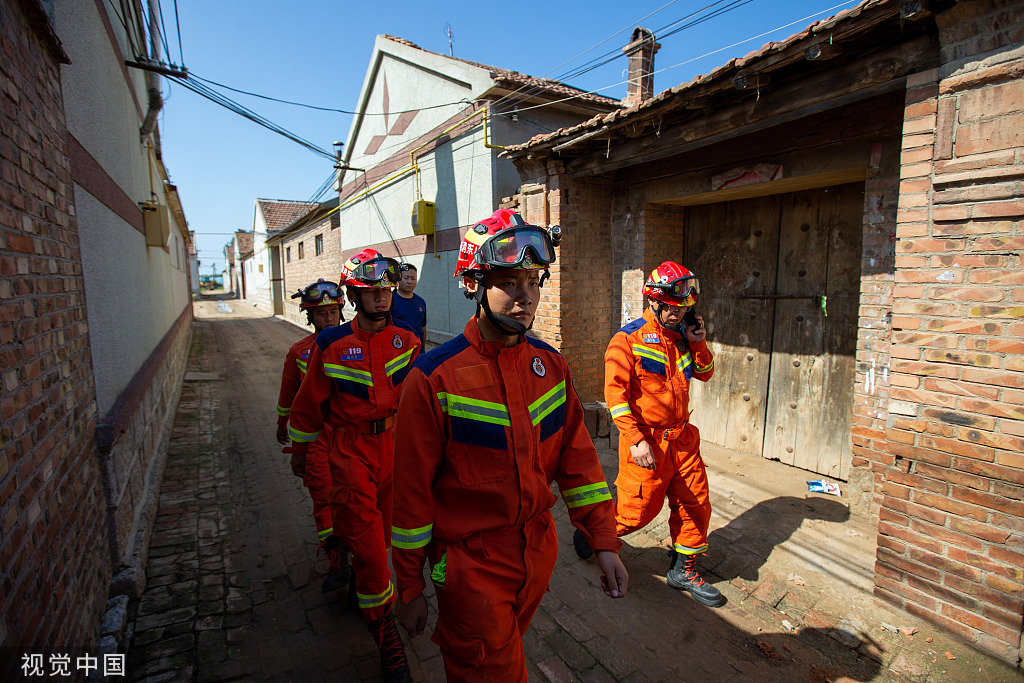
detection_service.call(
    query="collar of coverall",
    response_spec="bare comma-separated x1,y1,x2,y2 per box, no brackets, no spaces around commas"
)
464,317,524,357
349,313,394,339
643,307,684,339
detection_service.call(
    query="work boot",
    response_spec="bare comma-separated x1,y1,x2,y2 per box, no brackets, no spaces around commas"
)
572,528,594,560
367,609,411,683
666,552,725,607
318,536,350,594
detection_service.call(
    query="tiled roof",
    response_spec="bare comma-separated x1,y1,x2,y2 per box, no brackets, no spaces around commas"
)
256,199,317,233
381,35,620,108
504,0,888,153
235,231,253,256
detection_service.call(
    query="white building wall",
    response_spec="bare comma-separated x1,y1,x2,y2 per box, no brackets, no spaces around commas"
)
55,0,192,416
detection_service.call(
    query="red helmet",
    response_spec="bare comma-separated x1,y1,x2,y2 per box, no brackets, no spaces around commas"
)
291,279,343,309
453,209,559,278
340,248,401,289
643,261,699,307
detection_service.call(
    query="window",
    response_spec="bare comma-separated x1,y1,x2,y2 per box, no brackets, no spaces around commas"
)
286,247,291,263
298,242,304,259
315,234,324,256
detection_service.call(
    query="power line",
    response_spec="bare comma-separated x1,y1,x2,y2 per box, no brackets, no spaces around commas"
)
188,73,471,115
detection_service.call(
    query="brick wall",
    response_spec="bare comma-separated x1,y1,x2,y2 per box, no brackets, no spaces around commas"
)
877,0,1024,664
279,215,344,329
0,0,109,658
516,163,614,402
850,140,902,521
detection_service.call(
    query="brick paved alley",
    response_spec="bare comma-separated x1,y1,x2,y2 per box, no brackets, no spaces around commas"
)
124,298,1018,683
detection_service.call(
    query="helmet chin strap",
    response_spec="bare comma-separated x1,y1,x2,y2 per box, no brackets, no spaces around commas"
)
471,275,529,336
352,290,390,321
653,302,681,332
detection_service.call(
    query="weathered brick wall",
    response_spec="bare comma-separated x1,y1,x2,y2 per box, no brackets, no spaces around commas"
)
878,0,1024,664
850,140,901,521
0,0,109,655
279,215,344,329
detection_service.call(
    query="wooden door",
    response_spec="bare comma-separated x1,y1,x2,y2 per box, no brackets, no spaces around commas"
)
683,183,862,478
762,184,862,479
684,195,781,454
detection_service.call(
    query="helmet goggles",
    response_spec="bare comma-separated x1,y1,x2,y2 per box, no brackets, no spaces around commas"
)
648,276,700,302
473,226,555,270
349,257,401,287
292,280,343,307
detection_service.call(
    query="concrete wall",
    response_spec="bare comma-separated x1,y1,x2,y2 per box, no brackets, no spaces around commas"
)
244,208,275,314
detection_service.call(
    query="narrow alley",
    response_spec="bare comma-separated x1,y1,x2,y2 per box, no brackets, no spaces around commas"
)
124,297,1018,683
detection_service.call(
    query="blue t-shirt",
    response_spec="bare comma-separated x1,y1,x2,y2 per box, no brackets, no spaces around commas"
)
391,292,426,343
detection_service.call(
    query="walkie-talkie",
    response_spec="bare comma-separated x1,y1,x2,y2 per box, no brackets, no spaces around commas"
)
683,308,702,331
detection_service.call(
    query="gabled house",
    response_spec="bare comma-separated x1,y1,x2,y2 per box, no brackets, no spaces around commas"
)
503,0,1024,664
265,198,343,329
328,34,622,344
240,199,314,314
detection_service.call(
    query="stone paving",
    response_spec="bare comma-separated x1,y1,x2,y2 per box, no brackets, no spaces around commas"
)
124,302,1020,682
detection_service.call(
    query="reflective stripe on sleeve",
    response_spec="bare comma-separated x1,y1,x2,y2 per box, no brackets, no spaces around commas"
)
385,348,415,377
277,405,290,417
356,582,394,609
609,403,631,419
694,358,714,374
324,363,373,386
677,352,692,375
562,481,613,509
391,523,433,549
296,357,308,374
529,380,566,425
288,425,321,443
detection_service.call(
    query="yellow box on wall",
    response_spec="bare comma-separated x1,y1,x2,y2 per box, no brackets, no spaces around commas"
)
143,202,170,247
411,200,435,236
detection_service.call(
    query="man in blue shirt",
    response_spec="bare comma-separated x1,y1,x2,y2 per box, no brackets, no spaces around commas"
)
391,263,427,345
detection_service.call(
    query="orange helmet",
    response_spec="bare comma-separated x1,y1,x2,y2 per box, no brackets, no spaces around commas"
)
340,248,401,289
291,279,343,309
643,261,699,307
453,209,559,278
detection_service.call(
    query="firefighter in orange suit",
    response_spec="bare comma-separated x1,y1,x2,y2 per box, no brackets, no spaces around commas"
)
578,260,721,607
275,279,348,594
391,209,628,682
287,250,418,683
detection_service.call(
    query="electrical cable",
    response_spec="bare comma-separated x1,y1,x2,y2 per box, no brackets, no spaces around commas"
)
188,73,470,115
173,0,184,66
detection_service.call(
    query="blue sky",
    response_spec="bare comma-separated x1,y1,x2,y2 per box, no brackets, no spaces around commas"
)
158,0,861,274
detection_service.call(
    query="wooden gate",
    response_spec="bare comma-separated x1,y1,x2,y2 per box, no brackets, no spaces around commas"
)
683,183,862,479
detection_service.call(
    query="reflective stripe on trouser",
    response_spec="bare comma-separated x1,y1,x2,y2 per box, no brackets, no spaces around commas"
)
431,512,557,683
326,427,395,622
303,432,333,538
613,423,711,552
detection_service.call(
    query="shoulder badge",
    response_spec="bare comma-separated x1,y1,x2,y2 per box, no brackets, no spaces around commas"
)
393,334,403,349
532,356,546,377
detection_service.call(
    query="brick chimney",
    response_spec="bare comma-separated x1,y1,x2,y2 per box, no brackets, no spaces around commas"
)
622,27,660,107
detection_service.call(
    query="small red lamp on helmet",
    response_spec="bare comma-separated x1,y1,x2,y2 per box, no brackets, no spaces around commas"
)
453,209,562,335
340,248,401,321
643,261,700,308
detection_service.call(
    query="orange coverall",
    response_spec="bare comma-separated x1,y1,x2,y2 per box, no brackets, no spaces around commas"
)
276,332,332,541
604,307,715,555
289,319,420,621
392,318,620,682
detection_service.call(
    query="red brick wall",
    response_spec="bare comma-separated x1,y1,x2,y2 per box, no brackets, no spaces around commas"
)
517,164,614,401
279,215,344,328
877,0,1024,663
0,0,109,656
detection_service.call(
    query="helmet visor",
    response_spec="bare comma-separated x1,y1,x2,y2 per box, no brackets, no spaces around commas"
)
351,257,401,287
301,281,343,304
477,227,556,269
650,276,700,300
